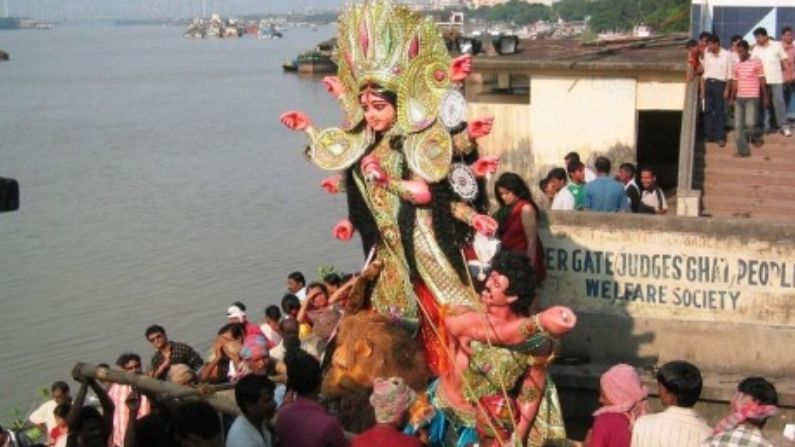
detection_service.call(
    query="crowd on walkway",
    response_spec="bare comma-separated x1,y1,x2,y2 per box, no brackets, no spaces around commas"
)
687,27,794,157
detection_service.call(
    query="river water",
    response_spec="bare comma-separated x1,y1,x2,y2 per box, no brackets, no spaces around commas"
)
0,24,361,411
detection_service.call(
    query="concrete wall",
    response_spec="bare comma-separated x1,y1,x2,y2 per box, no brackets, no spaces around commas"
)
538,211,795,375
466,70,687,184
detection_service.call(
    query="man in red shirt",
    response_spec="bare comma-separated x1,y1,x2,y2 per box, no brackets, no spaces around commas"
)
730,40,768,157
352,377,423,447
275,351,347,447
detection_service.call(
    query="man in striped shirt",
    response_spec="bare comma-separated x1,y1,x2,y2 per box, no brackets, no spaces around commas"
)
730,40,768,157
631,361,711,447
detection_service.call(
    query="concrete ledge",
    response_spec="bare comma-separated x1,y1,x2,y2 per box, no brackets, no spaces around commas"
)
542,210,795,244
551,363,795,442
551,363,795,407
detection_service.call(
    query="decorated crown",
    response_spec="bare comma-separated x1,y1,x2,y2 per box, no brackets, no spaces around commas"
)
335,0,454,134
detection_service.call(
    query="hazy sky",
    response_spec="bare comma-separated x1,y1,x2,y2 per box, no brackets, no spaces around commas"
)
5,0,348,20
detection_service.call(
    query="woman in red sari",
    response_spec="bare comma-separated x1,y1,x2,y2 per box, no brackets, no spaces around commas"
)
493,172,546,283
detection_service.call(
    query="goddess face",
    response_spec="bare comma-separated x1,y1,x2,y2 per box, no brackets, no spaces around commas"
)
359,90,396,133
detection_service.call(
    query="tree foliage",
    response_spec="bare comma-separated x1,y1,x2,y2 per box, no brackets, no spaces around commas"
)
470,0,690,33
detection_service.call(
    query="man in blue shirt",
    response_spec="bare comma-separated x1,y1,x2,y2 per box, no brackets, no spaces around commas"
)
584,157,628,212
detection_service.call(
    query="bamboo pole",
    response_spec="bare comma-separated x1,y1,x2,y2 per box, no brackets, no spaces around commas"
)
71,362,240,416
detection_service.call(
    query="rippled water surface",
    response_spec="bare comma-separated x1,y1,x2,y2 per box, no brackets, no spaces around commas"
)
0,24,361,411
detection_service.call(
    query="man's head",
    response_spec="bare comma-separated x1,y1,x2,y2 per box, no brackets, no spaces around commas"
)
639,165,657,190
217,322,245,343
279,317,299,338
234,374,277,421
594,156,611,176
563,151,581,166
51,381,71,404
656,361,703,408
241,335,270,375
0,425,10,445
707,33,721,54
698,31,711,49
54,403,71,428
264,305,281,323
736,39,750,61
323,273,343,294
172,401,223,447
783,27,793,45
286,350,322,396
145,324,167,350
730,34,743,49
116,352,143,374
484,250,536,317
286,271,305,294
567,160,586,184
686,39,699,55
546,168,568,193
733,377,779,428
226,304,247,324
617,163,636,184
281,294,301,317
753,27,769,46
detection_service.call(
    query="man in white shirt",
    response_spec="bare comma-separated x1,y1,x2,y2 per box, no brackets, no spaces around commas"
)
702,34,732,146
227,374,276,447
639,166,667,215
631,361,711,447
545,168,575,211
287,271,307,301
28,381,71,436
752,27,793,136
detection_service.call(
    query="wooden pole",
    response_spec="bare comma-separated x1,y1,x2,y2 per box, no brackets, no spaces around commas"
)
71,362,240,416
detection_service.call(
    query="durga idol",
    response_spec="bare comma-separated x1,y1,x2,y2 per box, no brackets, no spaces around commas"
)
280,0,499,373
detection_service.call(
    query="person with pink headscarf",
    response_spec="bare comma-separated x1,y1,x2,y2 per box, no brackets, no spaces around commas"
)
351,377,423,447
585,364,649,447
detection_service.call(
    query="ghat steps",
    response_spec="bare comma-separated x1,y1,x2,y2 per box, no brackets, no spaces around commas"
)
695,131,795,223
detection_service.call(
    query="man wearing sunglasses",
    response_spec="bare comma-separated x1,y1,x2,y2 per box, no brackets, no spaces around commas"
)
144,325,204,381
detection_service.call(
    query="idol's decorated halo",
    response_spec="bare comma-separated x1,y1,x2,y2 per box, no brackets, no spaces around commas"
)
335,0,453,135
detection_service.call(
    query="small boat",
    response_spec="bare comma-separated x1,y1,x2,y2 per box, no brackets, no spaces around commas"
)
297,51,337,74
282,59,298,72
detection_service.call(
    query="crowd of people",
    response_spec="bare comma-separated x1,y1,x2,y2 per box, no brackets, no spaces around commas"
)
0,261,782,447
687,27,794,157
525,152,667,215
4,353,783,447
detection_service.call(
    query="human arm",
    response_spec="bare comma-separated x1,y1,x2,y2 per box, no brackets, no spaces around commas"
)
296,293,313,324
328,276,356,306
520,204,538,265
445,306,576,346
28,401,49,434
123,390,141,447
151,346,172,380
198,337,226,382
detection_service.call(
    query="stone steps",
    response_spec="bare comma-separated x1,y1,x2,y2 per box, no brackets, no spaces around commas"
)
698,131,795,222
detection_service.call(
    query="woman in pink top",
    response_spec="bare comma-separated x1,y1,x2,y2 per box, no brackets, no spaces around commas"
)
584,364,649,447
